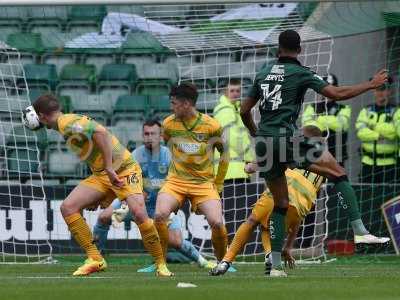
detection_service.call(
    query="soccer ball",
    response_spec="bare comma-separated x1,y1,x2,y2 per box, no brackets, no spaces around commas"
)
22,105,43,131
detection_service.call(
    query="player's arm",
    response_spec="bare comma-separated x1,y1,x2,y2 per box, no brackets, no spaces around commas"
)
320,69,388,101
282,221,300,269
93,128,124,187
214,126,230,193
240,97,258,137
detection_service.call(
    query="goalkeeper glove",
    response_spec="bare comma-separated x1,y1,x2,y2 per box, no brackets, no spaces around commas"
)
111,203,129,228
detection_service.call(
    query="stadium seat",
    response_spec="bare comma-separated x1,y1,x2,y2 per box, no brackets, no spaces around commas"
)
83,53,117,74
112,94,148,124
0,96,27,121
5,125,44,180
97,63,138,97
72,94,112,125
122,31,169,56
6,147,41,180
66,5,107,34
57,63,96,100
6,33,44,66
107,5,145,16
27,6,67,35
0,7,29,38
196,92,218,113
47,149,81,177
148,95,171,120
111,120,143,146
22,64,59,91
42,51,77,74
6,32,45,55
135,63,177,95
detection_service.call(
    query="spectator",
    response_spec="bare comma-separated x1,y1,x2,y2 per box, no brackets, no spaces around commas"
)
356,76,397,183
213,79,254,184
302,74,351,165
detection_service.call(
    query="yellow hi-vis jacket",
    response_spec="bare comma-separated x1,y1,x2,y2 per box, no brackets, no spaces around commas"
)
302,102,351,133
213,95,254,180
356,104,398,166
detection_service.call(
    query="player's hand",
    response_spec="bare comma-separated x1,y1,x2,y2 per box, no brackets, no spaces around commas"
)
370,69,388,89
282,248,295,269
106,168,124,188
244,162,258,174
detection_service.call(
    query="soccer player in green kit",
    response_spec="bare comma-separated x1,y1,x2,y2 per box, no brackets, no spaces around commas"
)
240,30,390,276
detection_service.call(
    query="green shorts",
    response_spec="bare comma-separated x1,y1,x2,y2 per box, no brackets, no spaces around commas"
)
255,135,325,182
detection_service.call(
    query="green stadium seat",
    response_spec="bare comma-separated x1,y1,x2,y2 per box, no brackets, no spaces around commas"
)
27,6,67,32
135,63,177,96
112,94,147,124
6,32,45,54
66,5,107,34
47,149,81,177
149,95,170,112
97,64,138,96
6,147,40,180
107,5,145,16
0,7,30,35
72,94,111,125
57,64,96,99
110,120,143,146
58,95,73,113
23,64,59,91
122,31,170,55
196,92,218,113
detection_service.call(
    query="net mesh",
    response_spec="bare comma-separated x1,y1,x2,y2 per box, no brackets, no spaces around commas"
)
0,1,399,263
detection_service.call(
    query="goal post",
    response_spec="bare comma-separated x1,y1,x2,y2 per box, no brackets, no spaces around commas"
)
0,1,399,264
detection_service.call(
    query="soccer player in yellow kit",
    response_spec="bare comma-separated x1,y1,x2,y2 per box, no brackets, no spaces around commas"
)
154,83,230,268
210,162,325,277
23,94,172,276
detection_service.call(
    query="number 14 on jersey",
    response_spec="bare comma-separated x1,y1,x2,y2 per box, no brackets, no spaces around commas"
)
260,84,282,111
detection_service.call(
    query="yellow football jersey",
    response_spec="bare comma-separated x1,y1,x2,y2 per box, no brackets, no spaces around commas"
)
56,114,135,175
162,112,223,183
263,168,325,219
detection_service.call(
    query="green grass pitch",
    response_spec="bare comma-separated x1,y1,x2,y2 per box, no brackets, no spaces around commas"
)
0,255,399,300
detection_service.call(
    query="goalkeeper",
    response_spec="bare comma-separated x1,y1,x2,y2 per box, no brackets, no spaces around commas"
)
22,95,172,277
93,119,215,272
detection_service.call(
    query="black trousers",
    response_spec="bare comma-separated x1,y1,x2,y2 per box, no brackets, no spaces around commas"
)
360,164,397,184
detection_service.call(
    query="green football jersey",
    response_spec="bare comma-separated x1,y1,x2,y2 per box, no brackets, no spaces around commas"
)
248,57,328,136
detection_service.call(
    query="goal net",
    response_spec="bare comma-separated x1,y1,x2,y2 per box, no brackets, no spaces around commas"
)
0,1,399,263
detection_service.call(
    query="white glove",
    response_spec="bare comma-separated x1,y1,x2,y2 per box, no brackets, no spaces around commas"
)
111,203,129,228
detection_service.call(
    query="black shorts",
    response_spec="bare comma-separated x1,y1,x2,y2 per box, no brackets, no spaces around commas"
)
255,135,325,181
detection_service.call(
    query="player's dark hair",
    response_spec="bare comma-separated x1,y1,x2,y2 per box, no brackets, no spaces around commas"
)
169,82,198,105
143,118,161,129
227,78,241,86
278,30,301,52
33,94,61,115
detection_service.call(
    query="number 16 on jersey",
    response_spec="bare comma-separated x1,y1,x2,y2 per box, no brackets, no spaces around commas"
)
260,84,282,111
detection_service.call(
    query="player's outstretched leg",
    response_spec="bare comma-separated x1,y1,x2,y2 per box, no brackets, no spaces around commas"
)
261,228,287,277
61,185,108,276
167,214,216,269
127,194,173,277
93,205,115,253
309,151,390,244
210,218,257,276
197,200,228,263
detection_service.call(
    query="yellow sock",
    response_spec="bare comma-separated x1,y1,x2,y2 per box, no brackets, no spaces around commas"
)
211,225,228,261
154,220,169,259
261,229,271,254
64,213,102,261
224,222,253,262
138,219,165,266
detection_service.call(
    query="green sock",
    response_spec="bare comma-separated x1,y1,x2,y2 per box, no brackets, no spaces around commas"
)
270,210,286,268
334,180,361,221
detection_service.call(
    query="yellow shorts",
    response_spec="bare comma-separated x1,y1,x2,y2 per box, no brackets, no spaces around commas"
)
159,179,220,212
80,165,143,209
252,192,301,230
